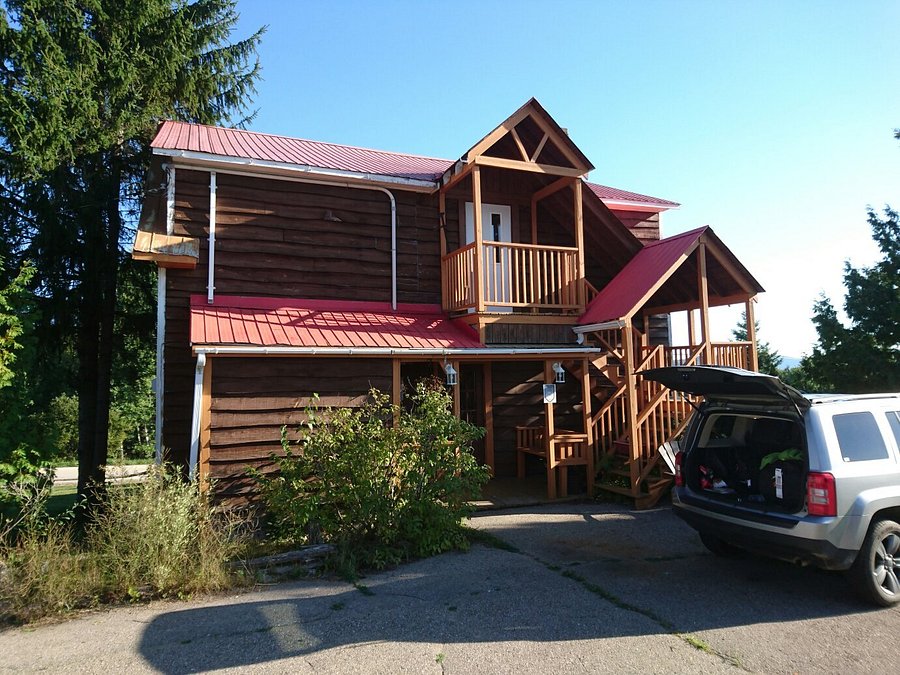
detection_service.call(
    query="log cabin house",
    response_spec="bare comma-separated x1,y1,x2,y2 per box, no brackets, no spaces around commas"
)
134,98,764,508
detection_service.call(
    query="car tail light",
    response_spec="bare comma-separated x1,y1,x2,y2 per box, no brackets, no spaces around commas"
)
806,472,836,517
674,451,684,487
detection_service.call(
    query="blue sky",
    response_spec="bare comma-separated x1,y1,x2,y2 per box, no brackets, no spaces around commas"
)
234,1,899,358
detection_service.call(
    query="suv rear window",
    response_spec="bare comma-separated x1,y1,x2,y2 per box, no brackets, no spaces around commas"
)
888,411,900,449
833,412,889,462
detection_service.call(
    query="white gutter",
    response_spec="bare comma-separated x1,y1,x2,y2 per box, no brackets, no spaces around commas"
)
573,319,626,334
193,345,604,357
188,353,206,481
207,172,216,304
181,163,400,311
153,148,437,192
154,164,176,464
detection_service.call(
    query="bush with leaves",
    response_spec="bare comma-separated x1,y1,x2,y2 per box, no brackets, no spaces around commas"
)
255,382,489,573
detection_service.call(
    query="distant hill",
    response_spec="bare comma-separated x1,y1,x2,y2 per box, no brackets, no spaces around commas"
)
780,356,802,369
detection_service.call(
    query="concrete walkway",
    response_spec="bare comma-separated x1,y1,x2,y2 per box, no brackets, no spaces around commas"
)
1,502,897,673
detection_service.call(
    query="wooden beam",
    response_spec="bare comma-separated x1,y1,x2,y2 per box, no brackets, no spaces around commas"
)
620,248,698,322
642,292,754,316
687,309,696,347
746,297,759,372
528,111,592,172
622,323,640,496
474,155,585,178
580,356,594,493
482,363,495,474
701,236,757,295
510,127,529,162
472,165,485,313
532,176,573,203
439,160,474,193
465,107,533,162
530,132,550,163
573,179,586,308
697,244,711,363
544,360,557,499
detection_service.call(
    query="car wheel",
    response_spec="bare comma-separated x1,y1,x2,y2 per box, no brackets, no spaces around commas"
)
850,518,900,607
699,532,740,557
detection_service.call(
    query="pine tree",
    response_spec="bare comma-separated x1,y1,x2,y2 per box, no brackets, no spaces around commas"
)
0,1,263,507
731,311,782,375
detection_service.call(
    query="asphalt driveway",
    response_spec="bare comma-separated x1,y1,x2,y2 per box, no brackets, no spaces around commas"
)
1,502,897,673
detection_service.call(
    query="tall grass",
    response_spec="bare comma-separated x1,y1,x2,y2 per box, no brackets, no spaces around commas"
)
0,465,250,624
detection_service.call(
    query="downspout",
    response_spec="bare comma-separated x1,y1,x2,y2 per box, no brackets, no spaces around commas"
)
188,353,206,480
154,163,176,464
207,171,217,304
372,186,397,310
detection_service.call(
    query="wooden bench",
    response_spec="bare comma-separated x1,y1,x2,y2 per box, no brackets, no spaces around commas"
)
516,426,590,498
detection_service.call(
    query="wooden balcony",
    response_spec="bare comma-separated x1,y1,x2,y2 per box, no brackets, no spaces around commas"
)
441,241,583,314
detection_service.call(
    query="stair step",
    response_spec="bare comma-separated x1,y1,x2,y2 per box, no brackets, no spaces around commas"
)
606,467,632,478
594,482,636,497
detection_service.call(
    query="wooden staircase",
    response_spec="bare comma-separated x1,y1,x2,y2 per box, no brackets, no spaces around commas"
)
582,328,701,509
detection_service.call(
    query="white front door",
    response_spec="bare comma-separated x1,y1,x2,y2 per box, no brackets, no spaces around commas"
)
465,203,512,312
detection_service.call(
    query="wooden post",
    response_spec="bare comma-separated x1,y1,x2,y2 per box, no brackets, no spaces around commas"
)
482,363,494,474
199,358,213,491
392,359,401,427
573,179,586,308
581,356,594,494
697,243,711,364
472,165,485,314
687,309,696,347
642,314,651,347
438,191,447,258
746,297,759,372
623,322,640,496
543,360,557,499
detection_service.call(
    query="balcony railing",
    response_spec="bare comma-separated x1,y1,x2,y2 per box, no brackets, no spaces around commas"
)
441,241,583,313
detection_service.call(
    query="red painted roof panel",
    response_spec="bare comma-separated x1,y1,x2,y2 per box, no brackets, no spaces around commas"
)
577,226,707,325
153,121,678,208
190,295,484,350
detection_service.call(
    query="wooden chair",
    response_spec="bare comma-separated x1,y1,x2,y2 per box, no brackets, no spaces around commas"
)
516,426,589,498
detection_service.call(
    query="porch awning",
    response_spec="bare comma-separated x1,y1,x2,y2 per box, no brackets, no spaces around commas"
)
190,295,484,351
576,226,764,328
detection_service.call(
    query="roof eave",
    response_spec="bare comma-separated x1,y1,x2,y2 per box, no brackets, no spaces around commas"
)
153,148,439,193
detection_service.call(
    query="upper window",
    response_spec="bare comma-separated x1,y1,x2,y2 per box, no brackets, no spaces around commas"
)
833,412,889,462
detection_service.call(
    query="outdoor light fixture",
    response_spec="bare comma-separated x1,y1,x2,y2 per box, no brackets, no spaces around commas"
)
552,362,566,384
444,363,458,386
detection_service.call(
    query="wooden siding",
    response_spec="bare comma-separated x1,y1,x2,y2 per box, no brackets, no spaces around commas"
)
610,210,661,243
162,169,441,465
485,323,577,345
207,357,390,497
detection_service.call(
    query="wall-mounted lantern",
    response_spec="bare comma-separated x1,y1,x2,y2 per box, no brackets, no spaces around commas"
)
552,362,566,384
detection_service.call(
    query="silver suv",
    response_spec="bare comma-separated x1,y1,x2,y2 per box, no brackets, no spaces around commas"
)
644,366,900,606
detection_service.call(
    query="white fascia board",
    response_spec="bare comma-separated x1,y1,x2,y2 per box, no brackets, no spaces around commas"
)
192,345,604,357
601,200,678,212
573,320,626,334
152,148,438,192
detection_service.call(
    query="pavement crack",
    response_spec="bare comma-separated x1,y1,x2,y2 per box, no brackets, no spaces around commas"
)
475,534,750,672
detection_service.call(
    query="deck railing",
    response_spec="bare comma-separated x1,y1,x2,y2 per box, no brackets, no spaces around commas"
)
441,241,582,313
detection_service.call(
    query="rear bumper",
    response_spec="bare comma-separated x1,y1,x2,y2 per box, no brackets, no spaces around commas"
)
673,491,858,570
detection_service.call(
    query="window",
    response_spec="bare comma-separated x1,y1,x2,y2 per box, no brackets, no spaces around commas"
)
491,213,502,261
833,412,889,462
887,412,900,452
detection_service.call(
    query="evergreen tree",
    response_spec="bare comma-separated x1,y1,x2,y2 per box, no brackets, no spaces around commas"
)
802,206,900,392
731,310,782,375
0,1,263,506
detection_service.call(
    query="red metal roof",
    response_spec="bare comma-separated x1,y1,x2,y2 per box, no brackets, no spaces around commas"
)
577,227,708,325
153,121,453,182
152,121,677,208
190,295,484,350
586,183,680,208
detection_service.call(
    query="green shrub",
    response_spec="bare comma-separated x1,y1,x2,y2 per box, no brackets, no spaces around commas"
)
255,382,489,573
